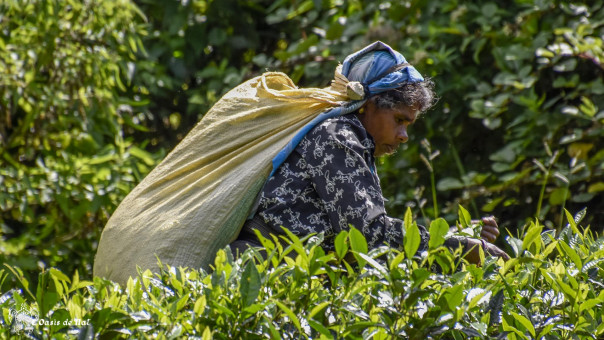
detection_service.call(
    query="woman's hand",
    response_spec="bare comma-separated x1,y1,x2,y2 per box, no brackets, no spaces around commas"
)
464,238,510,265
477,216,500,243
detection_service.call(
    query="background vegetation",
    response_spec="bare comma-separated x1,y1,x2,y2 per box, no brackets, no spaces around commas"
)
0,0,603,338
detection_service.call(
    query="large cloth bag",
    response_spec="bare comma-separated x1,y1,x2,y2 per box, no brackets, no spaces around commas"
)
93,72,348,284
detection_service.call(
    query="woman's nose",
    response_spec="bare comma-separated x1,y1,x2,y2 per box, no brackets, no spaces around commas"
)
397,126,408,143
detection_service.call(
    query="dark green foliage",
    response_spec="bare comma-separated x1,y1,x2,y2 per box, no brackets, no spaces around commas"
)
374,1,604,235
0,0,161,281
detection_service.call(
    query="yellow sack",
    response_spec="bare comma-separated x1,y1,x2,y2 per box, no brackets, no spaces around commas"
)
94,72,348,284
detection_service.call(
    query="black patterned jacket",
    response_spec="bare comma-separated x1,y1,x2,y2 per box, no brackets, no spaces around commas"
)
235,113,431,253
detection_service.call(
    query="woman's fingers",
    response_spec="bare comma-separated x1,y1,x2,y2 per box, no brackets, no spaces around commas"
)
470,216,501,243
481,216,498,227
480,216,500,243
481,230,497,243
481,225,500,242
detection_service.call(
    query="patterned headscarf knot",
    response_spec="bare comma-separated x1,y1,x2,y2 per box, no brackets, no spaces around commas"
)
332,64,366,100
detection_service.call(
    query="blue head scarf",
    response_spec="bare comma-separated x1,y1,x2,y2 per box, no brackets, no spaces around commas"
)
270,41,424,177
341,41,424,97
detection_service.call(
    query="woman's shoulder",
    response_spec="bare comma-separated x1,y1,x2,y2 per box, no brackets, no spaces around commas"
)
308,113,375,151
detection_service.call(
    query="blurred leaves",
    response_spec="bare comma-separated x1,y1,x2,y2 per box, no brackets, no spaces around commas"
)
0,0,161,281
378,0,604,233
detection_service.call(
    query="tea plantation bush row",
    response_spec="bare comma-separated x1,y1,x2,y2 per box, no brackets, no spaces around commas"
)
1,209,603,339
1,0,603,285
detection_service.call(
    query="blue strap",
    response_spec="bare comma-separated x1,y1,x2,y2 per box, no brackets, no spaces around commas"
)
270,101,364,177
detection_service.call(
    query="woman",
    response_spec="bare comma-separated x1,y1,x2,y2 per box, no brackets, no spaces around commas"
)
231,43,509,264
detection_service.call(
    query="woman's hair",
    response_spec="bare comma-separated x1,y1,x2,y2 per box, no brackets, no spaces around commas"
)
372,78,437,113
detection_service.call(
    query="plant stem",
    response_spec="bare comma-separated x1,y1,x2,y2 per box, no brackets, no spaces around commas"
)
430,170,438,219
557,183,569,235
447,138,479,217
536,169,550,219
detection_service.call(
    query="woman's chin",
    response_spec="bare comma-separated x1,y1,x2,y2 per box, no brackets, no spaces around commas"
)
376,145,397,157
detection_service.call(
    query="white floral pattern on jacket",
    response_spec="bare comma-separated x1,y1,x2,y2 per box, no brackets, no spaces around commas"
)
254,113,430,252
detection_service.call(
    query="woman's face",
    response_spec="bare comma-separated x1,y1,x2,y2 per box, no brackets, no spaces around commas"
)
358,98,419,157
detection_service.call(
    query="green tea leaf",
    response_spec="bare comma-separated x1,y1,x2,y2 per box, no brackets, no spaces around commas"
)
281,227,309,264
404,219,420,259
4,265,35,300
429,218,449,249
467,288,487,309
334,230,349,260
286,0,314,20
202,326,212,340
506,236,524,257
578,298,603,313
445,284,464,311
349,226,368,268
458,205,472,228
411,268,431,289
564,210,582,239
501,257,542,275
557,240,582,269
240,261,261,307
540,240,559,259
510,312,535,338
389,251,406,271
356,253,388,278
129,146,156,166
404,207,413,233
555,278,577,302
309,301,330,319
49,268,71,283
522,221,543,253
309,319,332,337
211,301,236,318
174,295,189,313
194,295,207,315
349,226,368,254
274,301,301,332
243,303,265,315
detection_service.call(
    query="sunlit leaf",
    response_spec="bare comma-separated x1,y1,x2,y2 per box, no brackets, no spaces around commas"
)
274,301,301,332
429,218,449,249
404,219,420,259
349,226,368,268
334,231,349,260
240,261,261,307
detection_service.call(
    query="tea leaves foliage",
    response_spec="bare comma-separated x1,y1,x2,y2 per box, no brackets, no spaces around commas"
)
1,211,603,339
1,0,604,338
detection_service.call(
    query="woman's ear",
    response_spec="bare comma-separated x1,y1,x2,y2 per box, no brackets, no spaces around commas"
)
364,97,378,116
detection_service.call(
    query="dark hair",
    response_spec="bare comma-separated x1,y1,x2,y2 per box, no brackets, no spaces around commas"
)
372,78,437,113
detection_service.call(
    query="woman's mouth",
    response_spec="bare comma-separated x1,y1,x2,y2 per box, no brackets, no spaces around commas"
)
385,144,398,154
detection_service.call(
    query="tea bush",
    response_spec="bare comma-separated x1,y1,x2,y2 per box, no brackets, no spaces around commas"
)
1,209,602,339
2,0,603,285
